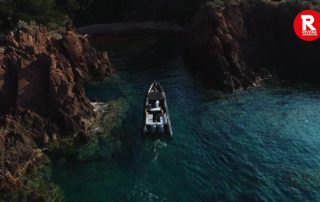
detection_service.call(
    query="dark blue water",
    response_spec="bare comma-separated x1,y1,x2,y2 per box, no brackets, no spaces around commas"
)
52,37,320,201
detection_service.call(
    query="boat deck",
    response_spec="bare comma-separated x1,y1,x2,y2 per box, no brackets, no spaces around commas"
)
145,114,165,125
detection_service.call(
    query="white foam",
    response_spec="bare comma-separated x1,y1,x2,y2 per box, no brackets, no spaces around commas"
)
91,102,109,113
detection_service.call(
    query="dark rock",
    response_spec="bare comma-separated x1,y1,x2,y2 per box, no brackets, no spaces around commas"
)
188,0,320,92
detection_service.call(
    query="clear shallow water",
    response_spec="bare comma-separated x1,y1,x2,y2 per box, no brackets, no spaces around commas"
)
52,37,320,201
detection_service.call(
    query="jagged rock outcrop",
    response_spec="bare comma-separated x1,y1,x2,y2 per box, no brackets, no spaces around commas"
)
0,25,112,195
189,0,320,92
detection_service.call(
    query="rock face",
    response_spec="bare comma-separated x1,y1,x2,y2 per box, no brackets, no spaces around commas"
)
0,25,112,194
189,0,320,92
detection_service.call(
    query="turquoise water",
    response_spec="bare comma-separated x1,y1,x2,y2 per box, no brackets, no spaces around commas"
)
52,37,320,201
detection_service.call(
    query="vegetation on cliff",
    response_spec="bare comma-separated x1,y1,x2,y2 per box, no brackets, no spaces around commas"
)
0,0,72,30
0,0,210,30
1,0,319,32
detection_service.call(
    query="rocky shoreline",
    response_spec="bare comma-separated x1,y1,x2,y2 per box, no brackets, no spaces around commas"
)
75,1,320,93
1,0,320,200
0,24,113,199
188,0,320,92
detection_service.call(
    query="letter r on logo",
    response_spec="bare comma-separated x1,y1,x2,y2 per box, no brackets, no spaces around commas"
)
301,15,316,31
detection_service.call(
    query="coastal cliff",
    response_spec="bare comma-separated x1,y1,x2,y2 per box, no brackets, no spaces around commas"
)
2,0,320,200
189,0,320,92
0,24,112,197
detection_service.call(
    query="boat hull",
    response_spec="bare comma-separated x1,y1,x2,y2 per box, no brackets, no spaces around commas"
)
142,81,173,138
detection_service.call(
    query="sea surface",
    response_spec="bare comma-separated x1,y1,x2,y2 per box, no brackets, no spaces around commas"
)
52,36,320,201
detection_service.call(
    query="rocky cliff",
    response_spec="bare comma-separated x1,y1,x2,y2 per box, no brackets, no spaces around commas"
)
189,0,320,92
0,25,112,195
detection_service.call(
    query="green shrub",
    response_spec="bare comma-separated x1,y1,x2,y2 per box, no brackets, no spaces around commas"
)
0,0,72,30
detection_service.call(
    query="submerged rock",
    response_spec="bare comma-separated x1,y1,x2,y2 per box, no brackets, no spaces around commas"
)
188,0,320,92
0,24,113,196
78,98,129,162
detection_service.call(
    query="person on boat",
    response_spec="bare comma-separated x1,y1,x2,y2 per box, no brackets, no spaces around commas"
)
150,100,159,122
155,100,160,108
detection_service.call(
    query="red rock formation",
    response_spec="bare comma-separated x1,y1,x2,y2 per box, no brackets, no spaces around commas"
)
0,25,113,194
189,0,320,92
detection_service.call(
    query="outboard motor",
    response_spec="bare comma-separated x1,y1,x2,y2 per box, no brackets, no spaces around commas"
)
157,125,164,134
148,125,156,134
